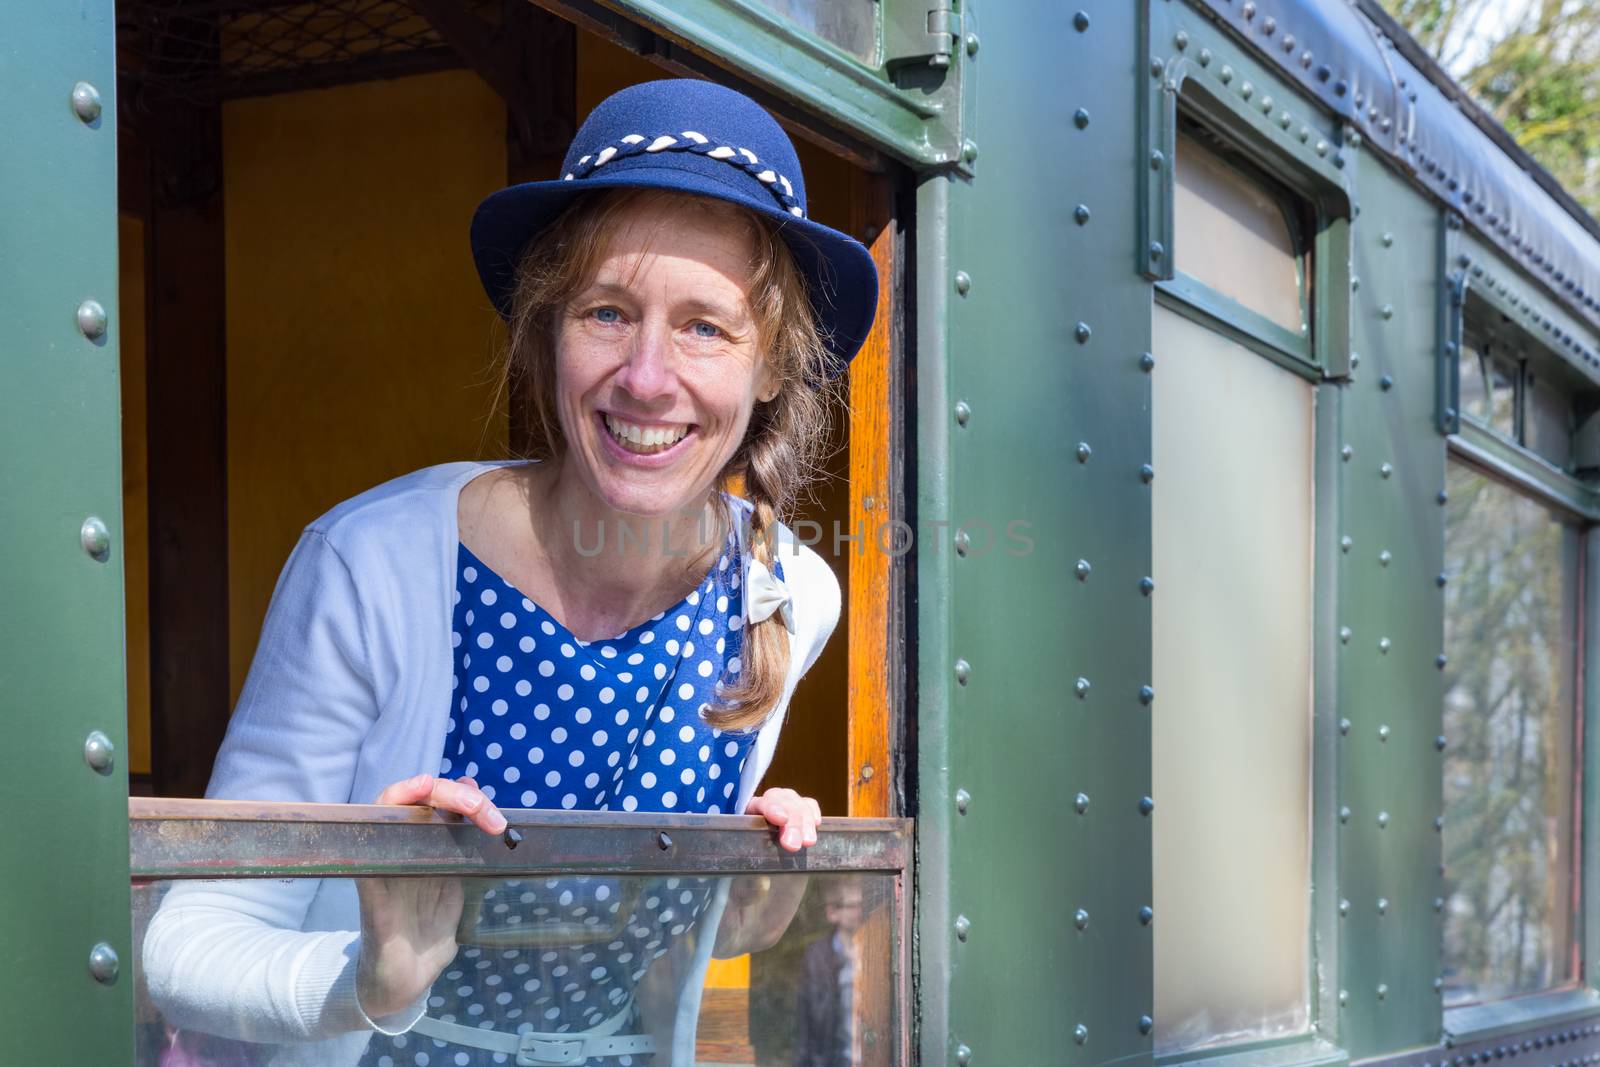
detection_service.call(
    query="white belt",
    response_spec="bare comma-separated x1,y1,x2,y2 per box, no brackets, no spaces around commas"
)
409,999,656,1066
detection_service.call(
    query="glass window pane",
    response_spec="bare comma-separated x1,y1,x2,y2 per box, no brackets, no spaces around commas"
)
1488,354,1518,439
1152,305,1315,1053
1442,463,1581,1006
747,0,877,64
1174,131,1308,334
134,871,898,1065
1527,374,1575,469
1458,337,1490,424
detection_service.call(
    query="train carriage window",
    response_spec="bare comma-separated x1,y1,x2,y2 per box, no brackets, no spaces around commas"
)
1174,130,1310,336
1152,305,1315,1054
1441,463,1582,1006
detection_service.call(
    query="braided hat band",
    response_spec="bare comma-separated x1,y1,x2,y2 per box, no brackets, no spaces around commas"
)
562,132,806,219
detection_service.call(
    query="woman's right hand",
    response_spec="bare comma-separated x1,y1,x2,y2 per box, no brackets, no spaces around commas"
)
353,775,507,1019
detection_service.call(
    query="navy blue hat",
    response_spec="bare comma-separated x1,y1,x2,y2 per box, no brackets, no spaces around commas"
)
470,79,878,372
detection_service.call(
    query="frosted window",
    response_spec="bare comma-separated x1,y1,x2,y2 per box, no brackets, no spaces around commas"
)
1526,374,1574,470
1442,464,1581,1006
1152,305,1315,1053
1174,132,1308,334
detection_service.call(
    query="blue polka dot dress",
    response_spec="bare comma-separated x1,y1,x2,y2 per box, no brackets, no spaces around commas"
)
364,529,774,1067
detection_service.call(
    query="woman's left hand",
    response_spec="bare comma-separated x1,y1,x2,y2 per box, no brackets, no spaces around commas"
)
744,787,821,852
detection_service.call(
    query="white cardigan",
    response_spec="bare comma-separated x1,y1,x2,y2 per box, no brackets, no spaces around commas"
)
142,460,841,1065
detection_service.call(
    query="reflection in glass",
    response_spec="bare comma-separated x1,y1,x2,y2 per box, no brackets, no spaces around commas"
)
1457,338,1490,424
1526,374,1575,470
134,872,894,1066
1442,463,1581,1007
1488,354,1519,439
1174,131,1309,334
1152,305,1315,1053
746,0,877,64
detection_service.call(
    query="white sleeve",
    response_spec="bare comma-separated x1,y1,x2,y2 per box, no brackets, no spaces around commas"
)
141,529,424,1043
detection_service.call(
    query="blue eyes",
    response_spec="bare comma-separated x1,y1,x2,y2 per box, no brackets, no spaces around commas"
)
586,307,723,340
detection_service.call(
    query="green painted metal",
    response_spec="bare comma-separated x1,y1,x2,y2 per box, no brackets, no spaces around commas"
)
0,1,134,1061
1448,425,1600,522
593,0,968,171
1334,151,1448,1059
1586,530,1600,996
920,3,1155,1064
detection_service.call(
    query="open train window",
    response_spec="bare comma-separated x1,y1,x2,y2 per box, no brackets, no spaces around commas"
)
1152,113,1323,1056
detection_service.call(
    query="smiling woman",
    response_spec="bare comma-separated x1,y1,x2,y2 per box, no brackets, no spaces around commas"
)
140,77,877,1067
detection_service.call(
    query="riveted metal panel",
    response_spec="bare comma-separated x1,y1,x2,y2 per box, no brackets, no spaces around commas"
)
0,1,134,1061
1335,150,1447,1058
919,2,1155,1064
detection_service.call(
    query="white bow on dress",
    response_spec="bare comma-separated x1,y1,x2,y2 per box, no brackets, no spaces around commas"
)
743,556,794,632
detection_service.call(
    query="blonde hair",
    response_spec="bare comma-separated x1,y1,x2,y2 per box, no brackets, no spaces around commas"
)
500,187,839,730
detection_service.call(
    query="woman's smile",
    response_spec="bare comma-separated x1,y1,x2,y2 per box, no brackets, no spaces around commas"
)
599,411,697,459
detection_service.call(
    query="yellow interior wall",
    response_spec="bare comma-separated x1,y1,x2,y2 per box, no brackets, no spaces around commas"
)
224,69,510,702
119,213,152,777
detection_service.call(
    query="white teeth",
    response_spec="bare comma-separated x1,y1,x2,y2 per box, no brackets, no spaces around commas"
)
604,415,688,454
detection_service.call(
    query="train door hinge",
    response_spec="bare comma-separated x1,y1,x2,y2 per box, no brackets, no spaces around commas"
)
885,0,959,69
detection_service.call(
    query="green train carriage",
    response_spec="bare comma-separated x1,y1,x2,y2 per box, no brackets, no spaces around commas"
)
5,0,1600,1063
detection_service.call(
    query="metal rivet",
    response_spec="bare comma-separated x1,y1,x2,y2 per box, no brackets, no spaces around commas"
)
1339,898,1350,916
1437,490,1449,505
1139,577,1155,596
657,831,673,850
1339,805,1352,823
1075,908,1090,930
1242,0,1256,17
954,529,971,557
1379,636,1392,654
1434,815,1444,831
71,81,102,124
77,299,107,341
1074,108,1091,129
1074,11,1090,32
1435,978,1445,994
1340,535,1353,553
83,730,115,775
1075,322,1092,344
1436,572,1448,587
1378,724,1391,741
1380,462,1393,479
1138,796,1155,815
957,1045,972,1067
1316,140,1329,156
1436,734,1447,751
1075,677,1090,699
1377,811,1390,828
1339,718,1351,736
954,401,971,426
1377,983,1389,1000
1381,304,1395,320
1138,685,1155,706
1074,793,1090,815
954,659,970,685
1075,559,1091,581
1378,897,1389,915
1340,626,1352,644
1174,31,1189,50
1436,653,1448,670
955,789,970,815
1151,56,1165,78
1139,1015,1154,1035
955,915,970,941
965,32,980,56
80,516,110,562
1350,352,1361,369
1379,549,1392,566
1241,81,1255,100
961,140,979,165
1149,241,1164,262
1352,276,1361,292
88,942,119,985
1261,95,1274,113
1074,1025,1089,1046
1074,204,1090,225
860,763,874,781
1139,463,1154,483
1149,149,1165,171
1382,231,1395,247
1299,125,1310,142
1075,442,1092,463
1339,990,1349,1007
1139,352,1156,372
1198,48,1212,66
1220,65,1234,84
1380,373,1394,391
1139,905,1154,925
1341,444,1353,462
1279,111,1292,128
954,271,971,296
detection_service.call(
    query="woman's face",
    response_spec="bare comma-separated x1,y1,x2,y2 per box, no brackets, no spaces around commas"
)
553,195,776,519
